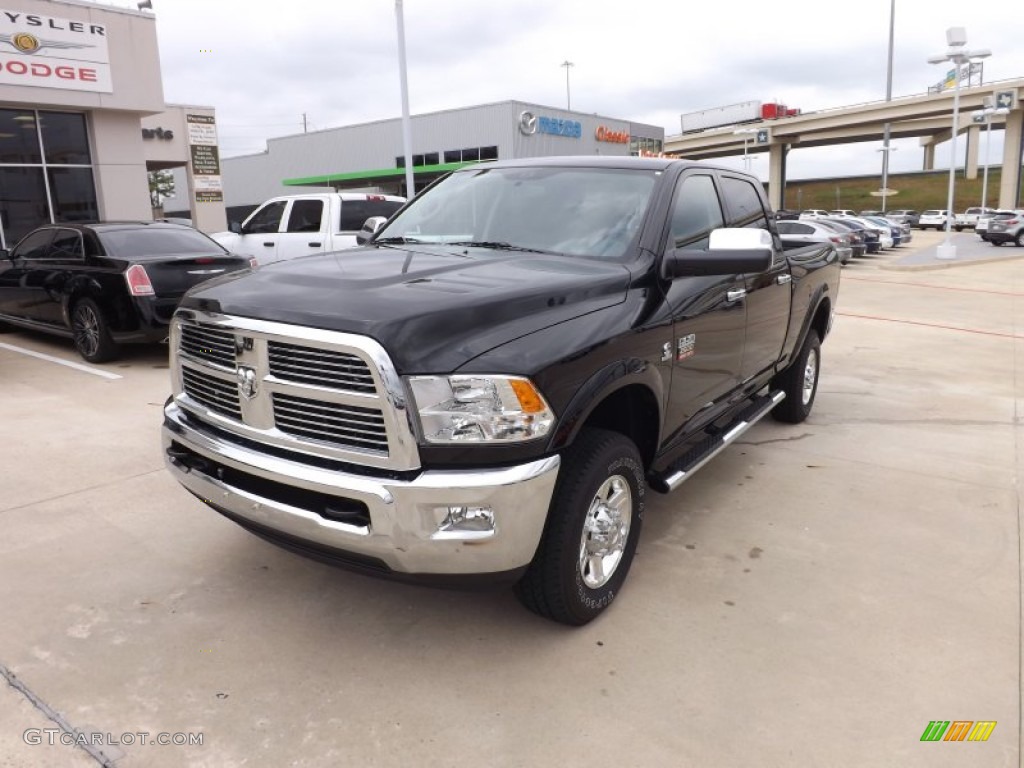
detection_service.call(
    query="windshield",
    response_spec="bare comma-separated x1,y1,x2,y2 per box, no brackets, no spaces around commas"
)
375,166,658,259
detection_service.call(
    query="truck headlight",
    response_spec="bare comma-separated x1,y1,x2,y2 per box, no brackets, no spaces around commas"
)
407,375,554,444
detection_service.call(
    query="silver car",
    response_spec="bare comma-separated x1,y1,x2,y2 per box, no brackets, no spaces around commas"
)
777,220,854,264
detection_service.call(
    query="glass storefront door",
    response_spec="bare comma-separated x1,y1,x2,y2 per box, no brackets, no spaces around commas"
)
0,109,97,248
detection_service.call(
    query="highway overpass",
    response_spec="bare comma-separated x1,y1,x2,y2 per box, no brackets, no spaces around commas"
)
663,78,1024,211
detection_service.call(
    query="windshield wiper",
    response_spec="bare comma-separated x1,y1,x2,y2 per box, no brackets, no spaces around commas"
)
448,241,552,254
374,236,424,245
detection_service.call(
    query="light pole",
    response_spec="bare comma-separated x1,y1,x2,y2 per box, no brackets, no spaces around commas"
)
879,0,895,213
561,60,574,110
973,99,1010,212
928,27,991,260
733,128,759,173
395,0,415,199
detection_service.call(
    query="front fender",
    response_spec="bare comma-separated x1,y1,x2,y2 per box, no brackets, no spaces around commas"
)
546,358,664,454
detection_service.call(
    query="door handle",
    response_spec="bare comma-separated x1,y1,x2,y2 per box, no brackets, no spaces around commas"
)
308,242,321,247
263,242,274,247
776,274,792,285
726,289,747,302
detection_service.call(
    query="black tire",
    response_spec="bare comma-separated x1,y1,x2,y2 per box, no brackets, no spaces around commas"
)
954,226,963,232
1015,231,1024,247
514,428,645,626
770,330,821,424
71,298,119,363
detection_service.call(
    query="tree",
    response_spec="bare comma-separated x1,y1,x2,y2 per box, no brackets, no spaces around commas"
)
148,170,175,208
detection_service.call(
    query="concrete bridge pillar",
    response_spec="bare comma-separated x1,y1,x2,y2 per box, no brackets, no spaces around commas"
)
922,143,936,171
965,124,980,180
998,109,1023,209
768,144,786,211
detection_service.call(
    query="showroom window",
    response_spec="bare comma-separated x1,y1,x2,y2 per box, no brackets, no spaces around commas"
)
0,109,98,248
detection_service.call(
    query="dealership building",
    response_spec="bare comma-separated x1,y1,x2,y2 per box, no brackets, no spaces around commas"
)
210,102,665,224
0,0,226,247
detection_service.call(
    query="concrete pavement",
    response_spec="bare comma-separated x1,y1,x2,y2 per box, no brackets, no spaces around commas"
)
0,235,1021,767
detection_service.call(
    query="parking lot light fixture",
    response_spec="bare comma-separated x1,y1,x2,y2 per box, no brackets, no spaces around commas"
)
975,99,1011,213
928,28,991,260
733,128,760,174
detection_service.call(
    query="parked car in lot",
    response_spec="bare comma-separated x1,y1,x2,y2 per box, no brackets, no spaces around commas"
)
953,206,994,231
863,215,905,246
976,210,1014,240
918,210,950,230
776,220,853,263
212,192,406,265
162,156,841,625
821,217,880,253
830,209,858,217
799,209,832,220
845,216,893,249
986,210,1024,246
887,210,921,228
0,222,254,362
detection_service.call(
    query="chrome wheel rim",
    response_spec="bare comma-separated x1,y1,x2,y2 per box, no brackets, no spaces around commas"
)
802,347,818,405
73,305,100,358
579,475,632,589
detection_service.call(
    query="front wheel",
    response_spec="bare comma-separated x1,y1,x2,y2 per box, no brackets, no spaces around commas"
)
514,428,645,625
771,330,821,424
71,298,119,363
1015,231,1024,247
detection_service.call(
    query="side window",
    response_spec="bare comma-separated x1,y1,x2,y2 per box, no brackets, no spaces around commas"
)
12,228,54,259
50,228,84,258
720,177,770,230
243,201,287,234
285,199,324,233
794,223,813,234
340,200,404,231
668,174,724,251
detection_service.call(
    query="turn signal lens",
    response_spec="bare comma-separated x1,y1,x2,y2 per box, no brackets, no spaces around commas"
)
509,379,546,413
125,264,155,296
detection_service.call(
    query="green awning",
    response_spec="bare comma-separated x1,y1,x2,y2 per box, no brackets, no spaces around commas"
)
283,161,475,188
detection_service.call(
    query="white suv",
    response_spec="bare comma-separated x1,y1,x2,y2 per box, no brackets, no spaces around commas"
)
918,210,950,230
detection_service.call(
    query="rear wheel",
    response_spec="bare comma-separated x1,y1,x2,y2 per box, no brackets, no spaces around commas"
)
771,330,821,424
515,428,645,626
71,298,119,363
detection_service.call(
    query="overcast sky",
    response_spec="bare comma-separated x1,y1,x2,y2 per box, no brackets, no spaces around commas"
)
123,0,1024,181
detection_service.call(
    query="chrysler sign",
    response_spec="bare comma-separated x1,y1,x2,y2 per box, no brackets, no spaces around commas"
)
0,9,111,92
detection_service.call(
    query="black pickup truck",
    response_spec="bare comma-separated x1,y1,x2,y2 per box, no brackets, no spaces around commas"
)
162,157,840,625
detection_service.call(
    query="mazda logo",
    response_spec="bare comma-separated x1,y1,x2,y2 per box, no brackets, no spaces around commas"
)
518,110,538,135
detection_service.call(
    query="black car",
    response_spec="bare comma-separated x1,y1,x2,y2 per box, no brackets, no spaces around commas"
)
0,222,253,362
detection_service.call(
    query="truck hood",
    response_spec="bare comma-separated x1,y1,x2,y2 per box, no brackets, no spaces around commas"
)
179,244,631,372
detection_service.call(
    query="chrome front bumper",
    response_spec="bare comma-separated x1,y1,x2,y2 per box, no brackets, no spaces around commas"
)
162,402,560,577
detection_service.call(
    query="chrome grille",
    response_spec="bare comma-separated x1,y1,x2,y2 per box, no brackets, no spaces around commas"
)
268,341,375,392
180,323,235,368
172,312,419,471
273,393,388,453
182,367,240,420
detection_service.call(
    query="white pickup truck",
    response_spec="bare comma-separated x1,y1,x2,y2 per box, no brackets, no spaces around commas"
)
212,192,405,265
953,206,994,231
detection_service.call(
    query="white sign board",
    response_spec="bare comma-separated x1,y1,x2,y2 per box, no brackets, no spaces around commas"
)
186,114,218,146
0,9,111,92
